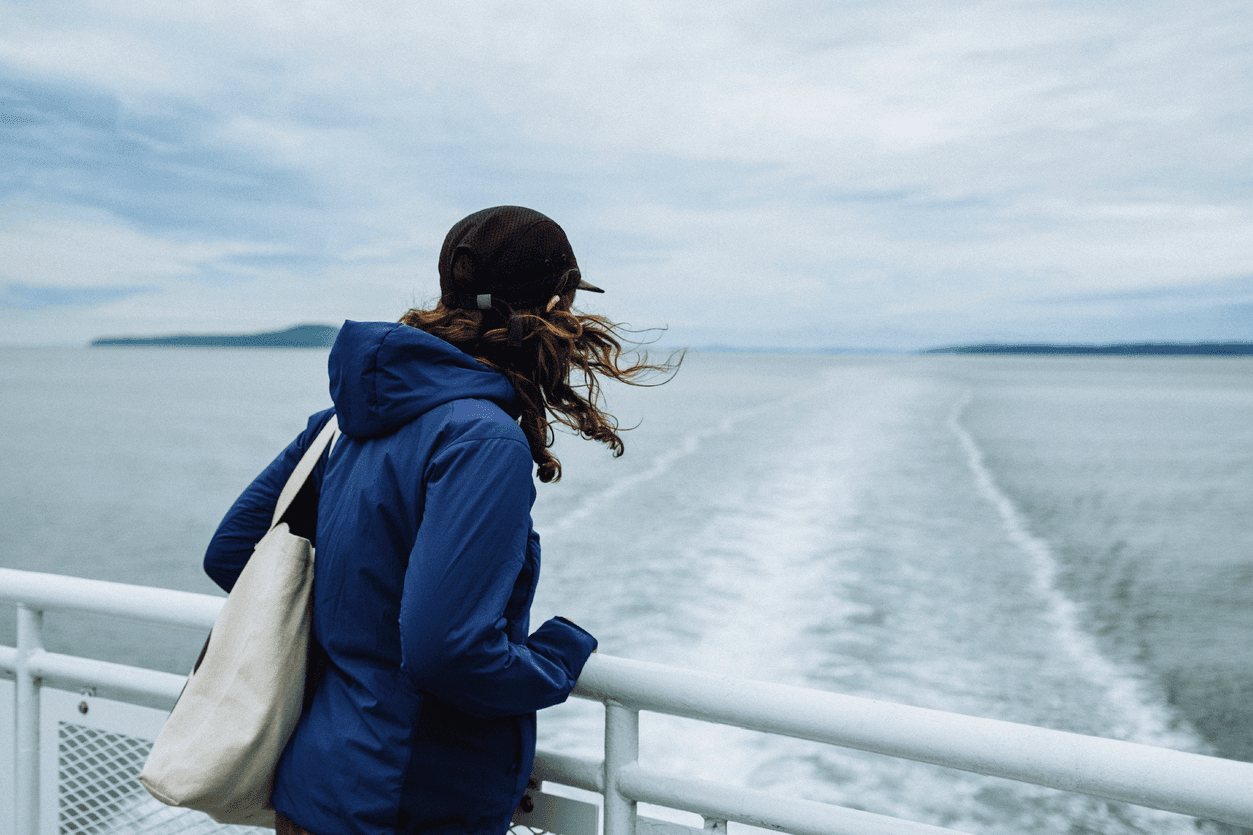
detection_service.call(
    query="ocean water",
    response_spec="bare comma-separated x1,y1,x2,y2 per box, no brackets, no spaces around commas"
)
1,347,1251,834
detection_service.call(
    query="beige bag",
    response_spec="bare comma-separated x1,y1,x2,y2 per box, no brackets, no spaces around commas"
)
140,416,340,827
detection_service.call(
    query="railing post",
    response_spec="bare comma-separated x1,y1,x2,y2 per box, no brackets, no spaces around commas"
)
603,700,638,835
15,604,43,835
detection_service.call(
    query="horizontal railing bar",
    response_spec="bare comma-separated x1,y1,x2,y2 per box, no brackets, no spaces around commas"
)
532,749,605,793
5,568,1252,829
0,644,185,705
34,650,185,703
575,655,1253,828
0,568,221,630
635,816,705,835
618,764,968,835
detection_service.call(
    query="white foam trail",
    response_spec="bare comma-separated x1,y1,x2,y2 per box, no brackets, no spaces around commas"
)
546,387,825,534
947,390,1200,750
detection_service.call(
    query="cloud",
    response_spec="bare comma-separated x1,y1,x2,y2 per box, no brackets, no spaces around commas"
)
1,0,1252,346
0,282,156,310
0,72,321,244
1040,274,1253,307
0,203,287,288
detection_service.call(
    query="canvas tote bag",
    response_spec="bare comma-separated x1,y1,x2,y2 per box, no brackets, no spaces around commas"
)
140,416,340,827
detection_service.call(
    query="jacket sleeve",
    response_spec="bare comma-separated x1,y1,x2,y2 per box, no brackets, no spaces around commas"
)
399,434,598,718
203,408,335,593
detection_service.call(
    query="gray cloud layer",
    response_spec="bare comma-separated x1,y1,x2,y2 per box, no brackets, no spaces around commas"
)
2,0,1251,348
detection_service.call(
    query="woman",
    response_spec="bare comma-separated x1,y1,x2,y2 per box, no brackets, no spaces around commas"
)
203,206,675,835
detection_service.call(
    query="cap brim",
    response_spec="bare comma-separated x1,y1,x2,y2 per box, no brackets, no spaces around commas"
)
577,278,605,293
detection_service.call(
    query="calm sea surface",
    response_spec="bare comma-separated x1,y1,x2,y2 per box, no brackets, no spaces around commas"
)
2,347,1251,834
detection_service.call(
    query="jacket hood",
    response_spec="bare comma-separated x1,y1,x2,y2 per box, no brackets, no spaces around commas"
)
329,320,519,438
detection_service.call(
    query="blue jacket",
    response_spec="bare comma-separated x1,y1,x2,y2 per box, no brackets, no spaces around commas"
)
204,320,598,835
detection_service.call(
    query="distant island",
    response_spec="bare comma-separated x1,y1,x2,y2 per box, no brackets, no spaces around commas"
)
924,342,1253,356
92,324,340,348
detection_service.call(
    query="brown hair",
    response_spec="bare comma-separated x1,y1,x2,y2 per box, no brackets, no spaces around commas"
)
399,297,680,483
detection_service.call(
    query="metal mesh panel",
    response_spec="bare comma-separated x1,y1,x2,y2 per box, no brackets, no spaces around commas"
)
57,722,264,835
54,720,585,835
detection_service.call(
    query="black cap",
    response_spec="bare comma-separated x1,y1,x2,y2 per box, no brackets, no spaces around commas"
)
438,206,603,311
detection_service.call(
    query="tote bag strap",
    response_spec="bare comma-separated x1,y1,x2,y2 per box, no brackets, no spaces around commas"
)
270,415,341,529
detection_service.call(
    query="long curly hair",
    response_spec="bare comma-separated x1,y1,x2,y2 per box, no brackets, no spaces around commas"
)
399,296,680,483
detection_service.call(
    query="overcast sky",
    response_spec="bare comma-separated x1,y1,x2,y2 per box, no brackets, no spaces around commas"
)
2,0,1251,350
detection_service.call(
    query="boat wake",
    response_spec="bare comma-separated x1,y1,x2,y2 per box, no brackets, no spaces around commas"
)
947,389,1201,753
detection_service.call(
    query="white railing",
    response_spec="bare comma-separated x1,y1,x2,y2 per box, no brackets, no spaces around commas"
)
4,566,1253,835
